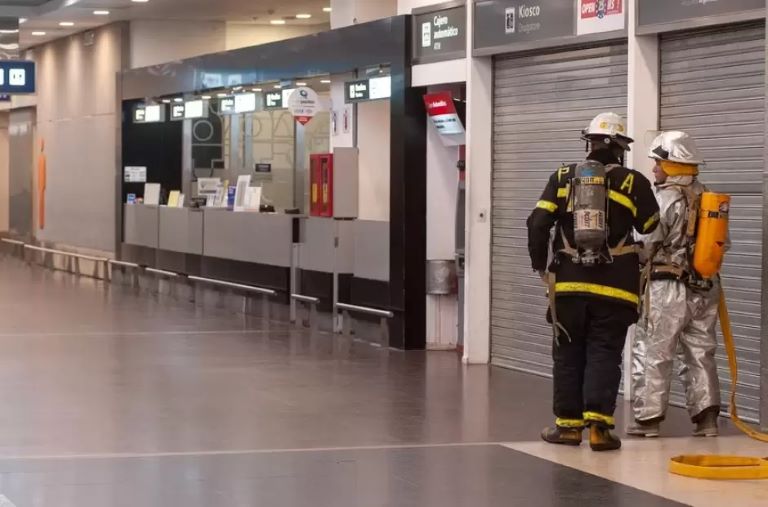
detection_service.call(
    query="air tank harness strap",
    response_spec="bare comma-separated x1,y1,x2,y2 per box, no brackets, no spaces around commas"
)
558,230,641,261
668,286,768,480
638,259,654,324
651,265,686,279
547,272,571,347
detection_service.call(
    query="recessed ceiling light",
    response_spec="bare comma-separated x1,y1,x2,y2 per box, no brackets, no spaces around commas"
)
251,88,262,92
31,31,46,36
201,95,212,100
19,18,27,24
232,86,243,91
161,99,171,104
296,14,312,19
323,7,332,13
217,93,228,98
320,79,331,84
94,10,110,16
173,98,184,103
131,0,150,3
296,82,307,87
270,19,286,25
59,22,74,27
273,84,282,89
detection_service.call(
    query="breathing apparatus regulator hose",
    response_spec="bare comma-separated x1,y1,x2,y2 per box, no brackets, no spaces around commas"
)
668,287,768,480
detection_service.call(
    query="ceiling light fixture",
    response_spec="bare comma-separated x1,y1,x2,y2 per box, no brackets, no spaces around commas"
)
296,14,312,19
201,95,212,100
320,79,331,84
31,31,46,36
59,22,75,27
296,82,307,87
323,7,332,13
162,99,171,104
131,0,150,3
217,93,228,98
270,19,286,25
273,84,282,89
252,88,262,92
94,10,110,16
19,18,27,24
173,98,184,103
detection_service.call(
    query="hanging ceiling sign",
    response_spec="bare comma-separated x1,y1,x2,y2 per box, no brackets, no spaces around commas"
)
219,97,235,114
184,100,207,119
413,3,467,64
264,91,283,109
288,87,321,126
424,91,465,146
0,60,35,94
133,104,165,123
637,0,764,33
170,103,185,121
234,93,258,113
344,76,392,103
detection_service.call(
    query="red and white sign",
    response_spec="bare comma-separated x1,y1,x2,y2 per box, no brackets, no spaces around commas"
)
423,91,465,146
288,86,321,125
577,0,625,36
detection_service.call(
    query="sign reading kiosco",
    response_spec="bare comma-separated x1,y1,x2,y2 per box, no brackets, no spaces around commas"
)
474,0,576,51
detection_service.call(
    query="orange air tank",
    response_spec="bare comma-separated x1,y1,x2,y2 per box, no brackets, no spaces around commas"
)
693,192,730,279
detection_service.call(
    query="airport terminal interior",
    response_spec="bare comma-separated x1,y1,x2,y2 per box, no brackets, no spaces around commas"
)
0,0,766,506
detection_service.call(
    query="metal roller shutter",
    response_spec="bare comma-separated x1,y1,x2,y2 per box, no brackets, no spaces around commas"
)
491,43,628,376
660,23,764,423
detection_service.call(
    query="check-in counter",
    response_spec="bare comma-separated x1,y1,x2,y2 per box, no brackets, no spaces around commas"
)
159,207,204,255
122,205,300,297
352,220,390,309
298,217,355,309
124,204,159,248
201,209,296,295
203,209,294,266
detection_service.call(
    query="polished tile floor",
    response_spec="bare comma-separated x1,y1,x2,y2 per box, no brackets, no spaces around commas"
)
0,260,763,506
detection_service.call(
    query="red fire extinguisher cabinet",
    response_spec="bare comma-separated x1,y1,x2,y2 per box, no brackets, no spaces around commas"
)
310,153,334,217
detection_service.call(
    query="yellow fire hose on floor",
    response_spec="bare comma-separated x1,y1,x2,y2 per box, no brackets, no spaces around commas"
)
668,287,768,480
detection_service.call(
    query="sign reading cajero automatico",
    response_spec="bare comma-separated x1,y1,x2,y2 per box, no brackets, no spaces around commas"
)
413,3,467,64
638,0,765,33
473,0,627,54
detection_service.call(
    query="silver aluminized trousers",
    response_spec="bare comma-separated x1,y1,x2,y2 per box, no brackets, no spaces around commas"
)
632,279,721,422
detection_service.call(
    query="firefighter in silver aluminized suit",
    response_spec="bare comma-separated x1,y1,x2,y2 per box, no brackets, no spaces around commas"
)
629,131,722,438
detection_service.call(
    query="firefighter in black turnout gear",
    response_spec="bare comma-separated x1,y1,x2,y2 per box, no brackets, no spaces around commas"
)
527,113,660,451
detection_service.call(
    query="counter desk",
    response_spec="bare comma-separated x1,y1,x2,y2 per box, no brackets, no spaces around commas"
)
122,204,298,296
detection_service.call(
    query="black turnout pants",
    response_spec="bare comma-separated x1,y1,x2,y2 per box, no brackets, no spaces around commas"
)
552,296,637,425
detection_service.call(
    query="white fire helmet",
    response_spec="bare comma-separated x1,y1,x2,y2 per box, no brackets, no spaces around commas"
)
648,131,704,166
582,112,634,151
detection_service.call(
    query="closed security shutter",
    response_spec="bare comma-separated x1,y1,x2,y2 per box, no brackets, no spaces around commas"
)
660,23,764,422
491,44,628,376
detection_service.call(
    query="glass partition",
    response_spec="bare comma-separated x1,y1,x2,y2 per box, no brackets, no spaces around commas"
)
184,79,331,213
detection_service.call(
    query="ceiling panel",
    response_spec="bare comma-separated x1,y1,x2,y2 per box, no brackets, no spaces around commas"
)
6,0,332,48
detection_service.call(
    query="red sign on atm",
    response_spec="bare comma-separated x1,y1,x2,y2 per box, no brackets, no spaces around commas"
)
423,91,465,146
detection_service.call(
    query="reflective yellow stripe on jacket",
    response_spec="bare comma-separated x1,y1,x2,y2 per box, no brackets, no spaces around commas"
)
608,190,637,217
536,200,558,213
643,212,660,233
555,282,639,306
